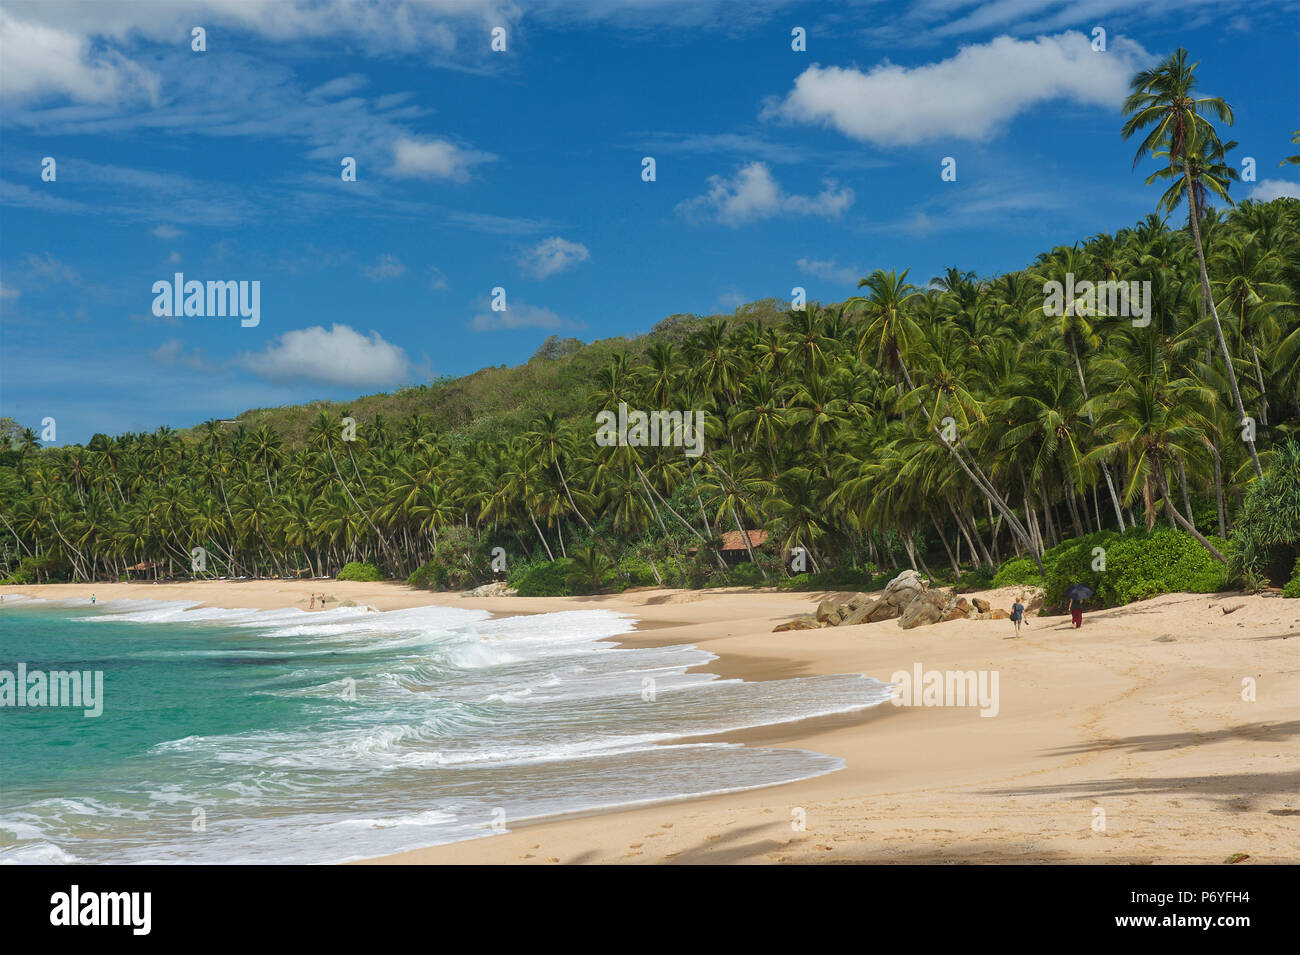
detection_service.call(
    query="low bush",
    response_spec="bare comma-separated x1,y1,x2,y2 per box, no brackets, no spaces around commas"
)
512,560,574,597
337,561,383,582
952,566,996,592
618,557,661,587
991,556,1042,589
776,566,876,591
406,560,440,590
1043,528,1228,610
1282,558,1300,598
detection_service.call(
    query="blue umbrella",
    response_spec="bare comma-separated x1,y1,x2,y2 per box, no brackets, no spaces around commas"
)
1065,584,1094,601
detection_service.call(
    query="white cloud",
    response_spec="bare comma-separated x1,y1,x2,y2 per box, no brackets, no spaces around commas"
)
241,324,412,387
1250,179,1300,201
167,250,182,264
470,301,571,332
797,257,862,285
763,31,1152,146
0,281,18,300
152,225,184,240
0,1,511,107
427,266,448,290
150,338,212,372
714,290,747,312
0,7,160,105
390,137,494,182
677,162,853,226
519,236,590,279
362,254,406,280
24,252,82,285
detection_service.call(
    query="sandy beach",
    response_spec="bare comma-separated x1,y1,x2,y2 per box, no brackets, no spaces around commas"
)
4,579,1297,864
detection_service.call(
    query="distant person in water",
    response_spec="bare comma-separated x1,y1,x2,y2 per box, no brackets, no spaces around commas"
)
1010,595,1025,636
1069,597,1083,629
90,593,96,604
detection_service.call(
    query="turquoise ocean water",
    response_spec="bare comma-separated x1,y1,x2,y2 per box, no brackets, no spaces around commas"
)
0,596,890,863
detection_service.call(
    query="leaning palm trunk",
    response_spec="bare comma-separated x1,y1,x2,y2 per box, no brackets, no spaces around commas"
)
1248,338,1269,426
0,511,33,558
1153,455,1225,563
930,513,961,577
528,512,555,561
1071,338,1127,530
897,355,1044,573
1183,159,1263,478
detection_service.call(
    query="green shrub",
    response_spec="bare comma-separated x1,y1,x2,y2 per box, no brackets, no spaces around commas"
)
725,562,767,587
706,561,769,587
1,554,68,584
407,560,441,590
1043,529,1228,610
1230,440,1300,585
953,567,996,592
618,557,660,587
776,566,876,591
1282,558,1300,598
338,561,383,582
513,560,574,597
991,556,1042,589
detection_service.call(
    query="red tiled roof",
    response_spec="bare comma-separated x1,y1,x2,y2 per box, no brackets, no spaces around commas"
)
719,530,768,551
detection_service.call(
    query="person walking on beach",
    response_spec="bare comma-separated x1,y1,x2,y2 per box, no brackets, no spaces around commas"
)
1010,595,1025,636
90,593,96,605
309,594,316,610
1069,596,1083,629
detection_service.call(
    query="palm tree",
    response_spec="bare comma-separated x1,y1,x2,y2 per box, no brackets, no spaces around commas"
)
1281,130,1299,166
565,544,610,593
1122,48,1262,478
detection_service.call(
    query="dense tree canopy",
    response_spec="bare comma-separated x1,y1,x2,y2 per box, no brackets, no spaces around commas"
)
3,196,1296,586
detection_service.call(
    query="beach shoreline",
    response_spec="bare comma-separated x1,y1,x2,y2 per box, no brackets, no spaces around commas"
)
4,579,1298,864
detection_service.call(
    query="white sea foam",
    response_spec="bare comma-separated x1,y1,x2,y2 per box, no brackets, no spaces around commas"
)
4,594,893,864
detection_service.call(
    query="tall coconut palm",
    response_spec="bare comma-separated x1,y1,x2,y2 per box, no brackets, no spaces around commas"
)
1122,48,1262,478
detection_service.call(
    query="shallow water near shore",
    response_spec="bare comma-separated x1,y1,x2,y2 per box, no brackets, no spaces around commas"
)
0,595,890,864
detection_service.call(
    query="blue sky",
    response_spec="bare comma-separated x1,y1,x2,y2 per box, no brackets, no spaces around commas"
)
1,0,1297,444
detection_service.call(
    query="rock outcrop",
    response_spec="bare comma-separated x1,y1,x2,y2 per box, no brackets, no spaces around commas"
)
773,574,1035,633
774,614,824,632
464,581,518,598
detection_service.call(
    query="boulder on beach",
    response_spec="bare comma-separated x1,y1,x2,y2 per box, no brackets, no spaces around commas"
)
465,581,518,598
773,614,823,632
772,569,1026,633
899,589,948,629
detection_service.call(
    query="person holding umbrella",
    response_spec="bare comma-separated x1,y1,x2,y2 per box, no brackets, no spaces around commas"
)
1065,584,1093,629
